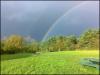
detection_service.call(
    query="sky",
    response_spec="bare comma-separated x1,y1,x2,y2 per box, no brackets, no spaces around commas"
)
1,1,99,41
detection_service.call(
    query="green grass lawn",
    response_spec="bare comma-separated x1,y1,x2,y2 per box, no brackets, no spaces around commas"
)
1,50,99,74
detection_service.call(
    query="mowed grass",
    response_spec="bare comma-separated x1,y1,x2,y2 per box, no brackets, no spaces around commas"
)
1,50,99,74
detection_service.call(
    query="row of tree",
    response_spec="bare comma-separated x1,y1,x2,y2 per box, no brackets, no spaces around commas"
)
1,29,99,54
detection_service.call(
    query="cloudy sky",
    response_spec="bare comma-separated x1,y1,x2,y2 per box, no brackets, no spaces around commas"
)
1,1,99,41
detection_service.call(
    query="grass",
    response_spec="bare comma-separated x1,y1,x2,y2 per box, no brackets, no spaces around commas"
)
1,50,99,74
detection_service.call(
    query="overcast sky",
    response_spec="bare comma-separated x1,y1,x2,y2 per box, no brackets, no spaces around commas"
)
1,1,99,41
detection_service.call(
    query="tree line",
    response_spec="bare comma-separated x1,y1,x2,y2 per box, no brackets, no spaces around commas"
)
1,29,99,54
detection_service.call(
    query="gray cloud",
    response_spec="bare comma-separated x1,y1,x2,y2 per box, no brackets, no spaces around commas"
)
1,1,98,41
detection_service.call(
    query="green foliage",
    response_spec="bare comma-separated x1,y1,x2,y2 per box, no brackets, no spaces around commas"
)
26,41,39,53
2,35,25,54
79,29,99,49
46,36,59,52
1,40,5,54
65,35,77,50
41,36,66,52
1,29,99,54
41,35,78,52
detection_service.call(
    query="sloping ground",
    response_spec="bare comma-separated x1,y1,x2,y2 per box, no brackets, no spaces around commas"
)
1,50,99,74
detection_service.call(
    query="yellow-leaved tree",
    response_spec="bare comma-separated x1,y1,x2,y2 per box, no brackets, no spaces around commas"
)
3,35,25,53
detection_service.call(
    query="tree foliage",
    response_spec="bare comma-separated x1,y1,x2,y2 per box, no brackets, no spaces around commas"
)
2,35,25,54
1,29,99,54
79,29,99,49
41,35,78,52
26,41,39,53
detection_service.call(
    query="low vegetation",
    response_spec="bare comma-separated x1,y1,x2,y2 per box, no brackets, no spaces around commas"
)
1,51,99,74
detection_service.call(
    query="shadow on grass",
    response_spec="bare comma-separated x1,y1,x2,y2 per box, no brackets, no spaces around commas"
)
1,53,33,61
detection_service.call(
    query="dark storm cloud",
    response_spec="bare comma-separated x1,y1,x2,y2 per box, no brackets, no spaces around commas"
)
1,1,98,41
43,1,99,40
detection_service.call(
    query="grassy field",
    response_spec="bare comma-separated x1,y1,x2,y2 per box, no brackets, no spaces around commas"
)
1,50,99,74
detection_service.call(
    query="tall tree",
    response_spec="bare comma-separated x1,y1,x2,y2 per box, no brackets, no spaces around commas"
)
3,35,25,53
79,29,99,49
